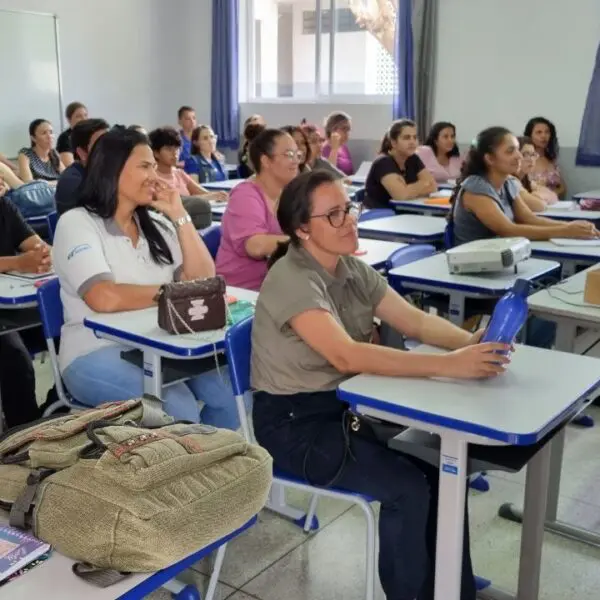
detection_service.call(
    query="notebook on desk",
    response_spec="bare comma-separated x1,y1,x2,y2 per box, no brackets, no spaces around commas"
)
548,201,577,211
0,525,50,584
550,238,600,247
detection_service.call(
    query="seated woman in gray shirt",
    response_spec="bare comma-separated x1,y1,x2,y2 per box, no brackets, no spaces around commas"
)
450,126,598,247
251,169,512,600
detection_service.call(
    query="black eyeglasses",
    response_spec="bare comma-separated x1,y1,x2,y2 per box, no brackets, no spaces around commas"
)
310,201,362,228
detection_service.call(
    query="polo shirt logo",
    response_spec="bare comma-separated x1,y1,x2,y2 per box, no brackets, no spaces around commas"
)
67,244,92,260
188,299,209,321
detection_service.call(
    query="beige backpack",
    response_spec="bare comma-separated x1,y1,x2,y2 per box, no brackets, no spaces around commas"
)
0,399,272,577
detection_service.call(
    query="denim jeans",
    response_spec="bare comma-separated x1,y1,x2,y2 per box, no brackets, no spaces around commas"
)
253,390,476,600
63,345,240,429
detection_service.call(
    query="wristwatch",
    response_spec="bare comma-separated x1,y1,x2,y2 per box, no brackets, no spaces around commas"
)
173,213,192,229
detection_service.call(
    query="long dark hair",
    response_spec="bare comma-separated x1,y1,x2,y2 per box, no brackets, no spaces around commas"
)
523,116,559,161
448,126,512,218
248,128,286,175
29,118,60,170
268,169,339,268
517,136,534,193
190,125,217,159
239,122,267,171
281,125,311,172
424,121,460,157
78,128,174,265
379,119,417,154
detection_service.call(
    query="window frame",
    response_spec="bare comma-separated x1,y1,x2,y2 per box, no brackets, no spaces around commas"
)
242,0,395,105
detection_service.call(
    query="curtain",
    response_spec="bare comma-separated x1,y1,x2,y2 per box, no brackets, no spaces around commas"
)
576,42,600,167
211,0,239,149
393,0,415,121
393,0,438,136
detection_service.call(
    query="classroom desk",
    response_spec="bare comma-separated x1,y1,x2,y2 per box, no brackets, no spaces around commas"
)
203,179,244,191
390,199,450,217
338,345,600,600
388,254,560,324
573,189,600,200
541,206,600,225
499,267,600,548
354,239,407,270
210,203,227,221
0,274,41,308
358,215,446,244
530,241,600,277
0,513,256,600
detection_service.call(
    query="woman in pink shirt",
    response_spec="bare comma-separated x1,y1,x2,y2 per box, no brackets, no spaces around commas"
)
216,129,298,290
417,121,463,183
321,111,354,176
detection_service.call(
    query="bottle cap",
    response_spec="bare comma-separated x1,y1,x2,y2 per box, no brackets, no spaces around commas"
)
512,278,531,297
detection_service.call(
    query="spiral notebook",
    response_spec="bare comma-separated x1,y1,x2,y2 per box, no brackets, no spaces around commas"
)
0,525,51,583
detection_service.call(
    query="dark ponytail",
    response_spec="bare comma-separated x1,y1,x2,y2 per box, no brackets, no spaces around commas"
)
448,126,512,219
379,119,417,155
379,133,392,154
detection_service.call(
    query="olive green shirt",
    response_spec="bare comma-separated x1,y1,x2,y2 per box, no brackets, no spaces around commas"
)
251,244,388,395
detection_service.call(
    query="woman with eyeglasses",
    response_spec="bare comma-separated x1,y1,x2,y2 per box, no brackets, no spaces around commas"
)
300,120,346,179
251,169,513,600
215,128,297,291
511,137,558,212
322,111,354,175
185,125,227,183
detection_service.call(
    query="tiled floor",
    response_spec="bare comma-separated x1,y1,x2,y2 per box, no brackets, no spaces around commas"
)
33,359,600,600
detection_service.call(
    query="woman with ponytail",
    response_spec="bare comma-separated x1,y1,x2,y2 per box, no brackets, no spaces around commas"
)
52,128,240,428
450,126,598,247
365,119,437,208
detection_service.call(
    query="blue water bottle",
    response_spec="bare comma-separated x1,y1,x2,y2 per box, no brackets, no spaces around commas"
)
481,279,530,349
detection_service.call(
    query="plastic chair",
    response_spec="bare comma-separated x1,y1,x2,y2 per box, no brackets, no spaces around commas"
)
385,244,436,272
359,208,395,222
353,187,366,204
201,224,222,259
225,318,377,600
47,211,58,242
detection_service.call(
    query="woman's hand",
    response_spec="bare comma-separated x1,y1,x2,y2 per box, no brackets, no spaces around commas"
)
206,191,229,203
465,328,515,351
329,131,342,150
439,343,511,379
150,180,187,221
564,220,600,239
15,244,52,274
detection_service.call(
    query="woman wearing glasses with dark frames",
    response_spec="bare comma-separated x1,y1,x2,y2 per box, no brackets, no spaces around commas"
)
215,128,298,291
251,169,514,600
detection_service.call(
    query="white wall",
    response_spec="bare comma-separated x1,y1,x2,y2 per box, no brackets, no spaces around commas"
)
0,0,212,141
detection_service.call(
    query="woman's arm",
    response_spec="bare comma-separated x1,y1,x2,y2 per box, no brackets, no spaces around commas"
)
519,189,547,213
289,308,508,379
531,181,559,205
512,194,562,226
183,171,209,196
381,173,436,201
245,234,289,259
60,152,74,168
17,153,34,183
84,282,159,313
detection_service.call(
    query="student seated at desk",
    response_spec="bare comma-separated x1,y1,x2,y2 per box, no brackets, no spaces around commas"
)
281,125,311,173
417,121,463,183
450,126,598,247
55,101,89,168
216,129,293,291
511,136,558,213
365,119,437,208
176,105,197,167
252,169,510,600
52,128,239,428
18,119,65,184
523,117,566,199
300,120,345,179
55,118,109,216
0,185,52,428
238,120,266,179
321,111,354,176
185,125,228,183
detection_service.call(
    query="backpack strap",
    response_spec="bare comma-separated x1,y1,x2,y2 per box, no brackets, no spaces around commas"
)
139,395,175,428
9,469,54,529
72,562,131,587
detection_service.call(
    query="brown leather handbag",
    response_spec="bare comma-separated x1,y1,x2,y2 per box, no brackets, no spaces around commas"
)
157,276,227,334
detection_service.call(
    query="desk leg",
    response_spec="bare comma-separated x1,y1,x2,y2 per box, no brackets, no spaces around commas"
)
435,433,468,600
448,293,466,326
143,351,163,398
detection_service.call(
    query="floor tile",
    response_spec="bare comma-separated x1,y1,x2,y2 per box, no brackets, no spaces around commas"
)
225,593,262,600
145,571,236,599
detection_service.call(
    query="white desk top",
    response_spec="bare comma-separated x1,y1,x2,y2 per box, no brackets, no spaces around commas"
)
84,287,258,358
388,253,560,294
0,274,40,306
210,204,227,218
354,238,407,269
530,241,600,262
203,178,243,191
338,344,600,445
573,189,600,200
527,266,600,325
358,215,446,242
542,206,600,222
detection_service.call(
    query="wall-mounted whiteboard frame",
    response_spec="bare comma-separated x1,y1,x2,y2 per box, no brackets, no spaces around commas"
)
0,8,65,157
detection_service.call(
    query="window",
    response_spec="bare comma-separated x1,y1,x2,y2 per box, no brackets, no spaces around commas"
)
243,0,398,101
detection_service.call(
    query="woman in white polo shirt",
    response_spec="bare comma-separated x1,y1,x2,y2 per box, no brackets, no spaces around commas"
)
52,128,239,427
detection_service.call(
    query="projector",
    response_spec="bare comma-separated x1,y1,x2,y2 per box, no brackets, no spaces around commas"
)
446,238,531,274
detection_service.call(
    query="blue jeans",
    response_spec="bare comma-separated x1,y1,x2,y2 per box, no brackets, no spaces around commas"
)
63,346,240,429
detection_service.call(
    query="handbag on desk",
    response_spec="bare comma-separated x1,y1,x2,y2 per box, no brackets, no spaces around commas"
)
157,276,226,335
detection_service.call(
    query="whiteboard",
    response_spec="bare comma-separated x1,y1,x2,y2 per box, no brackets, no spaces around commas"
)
0,10,63,157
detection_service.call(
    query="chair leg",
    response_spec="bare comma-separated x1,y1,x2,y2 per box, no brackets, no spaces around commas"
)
303,494,320,533
356,499,377,600
204,543,227,600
